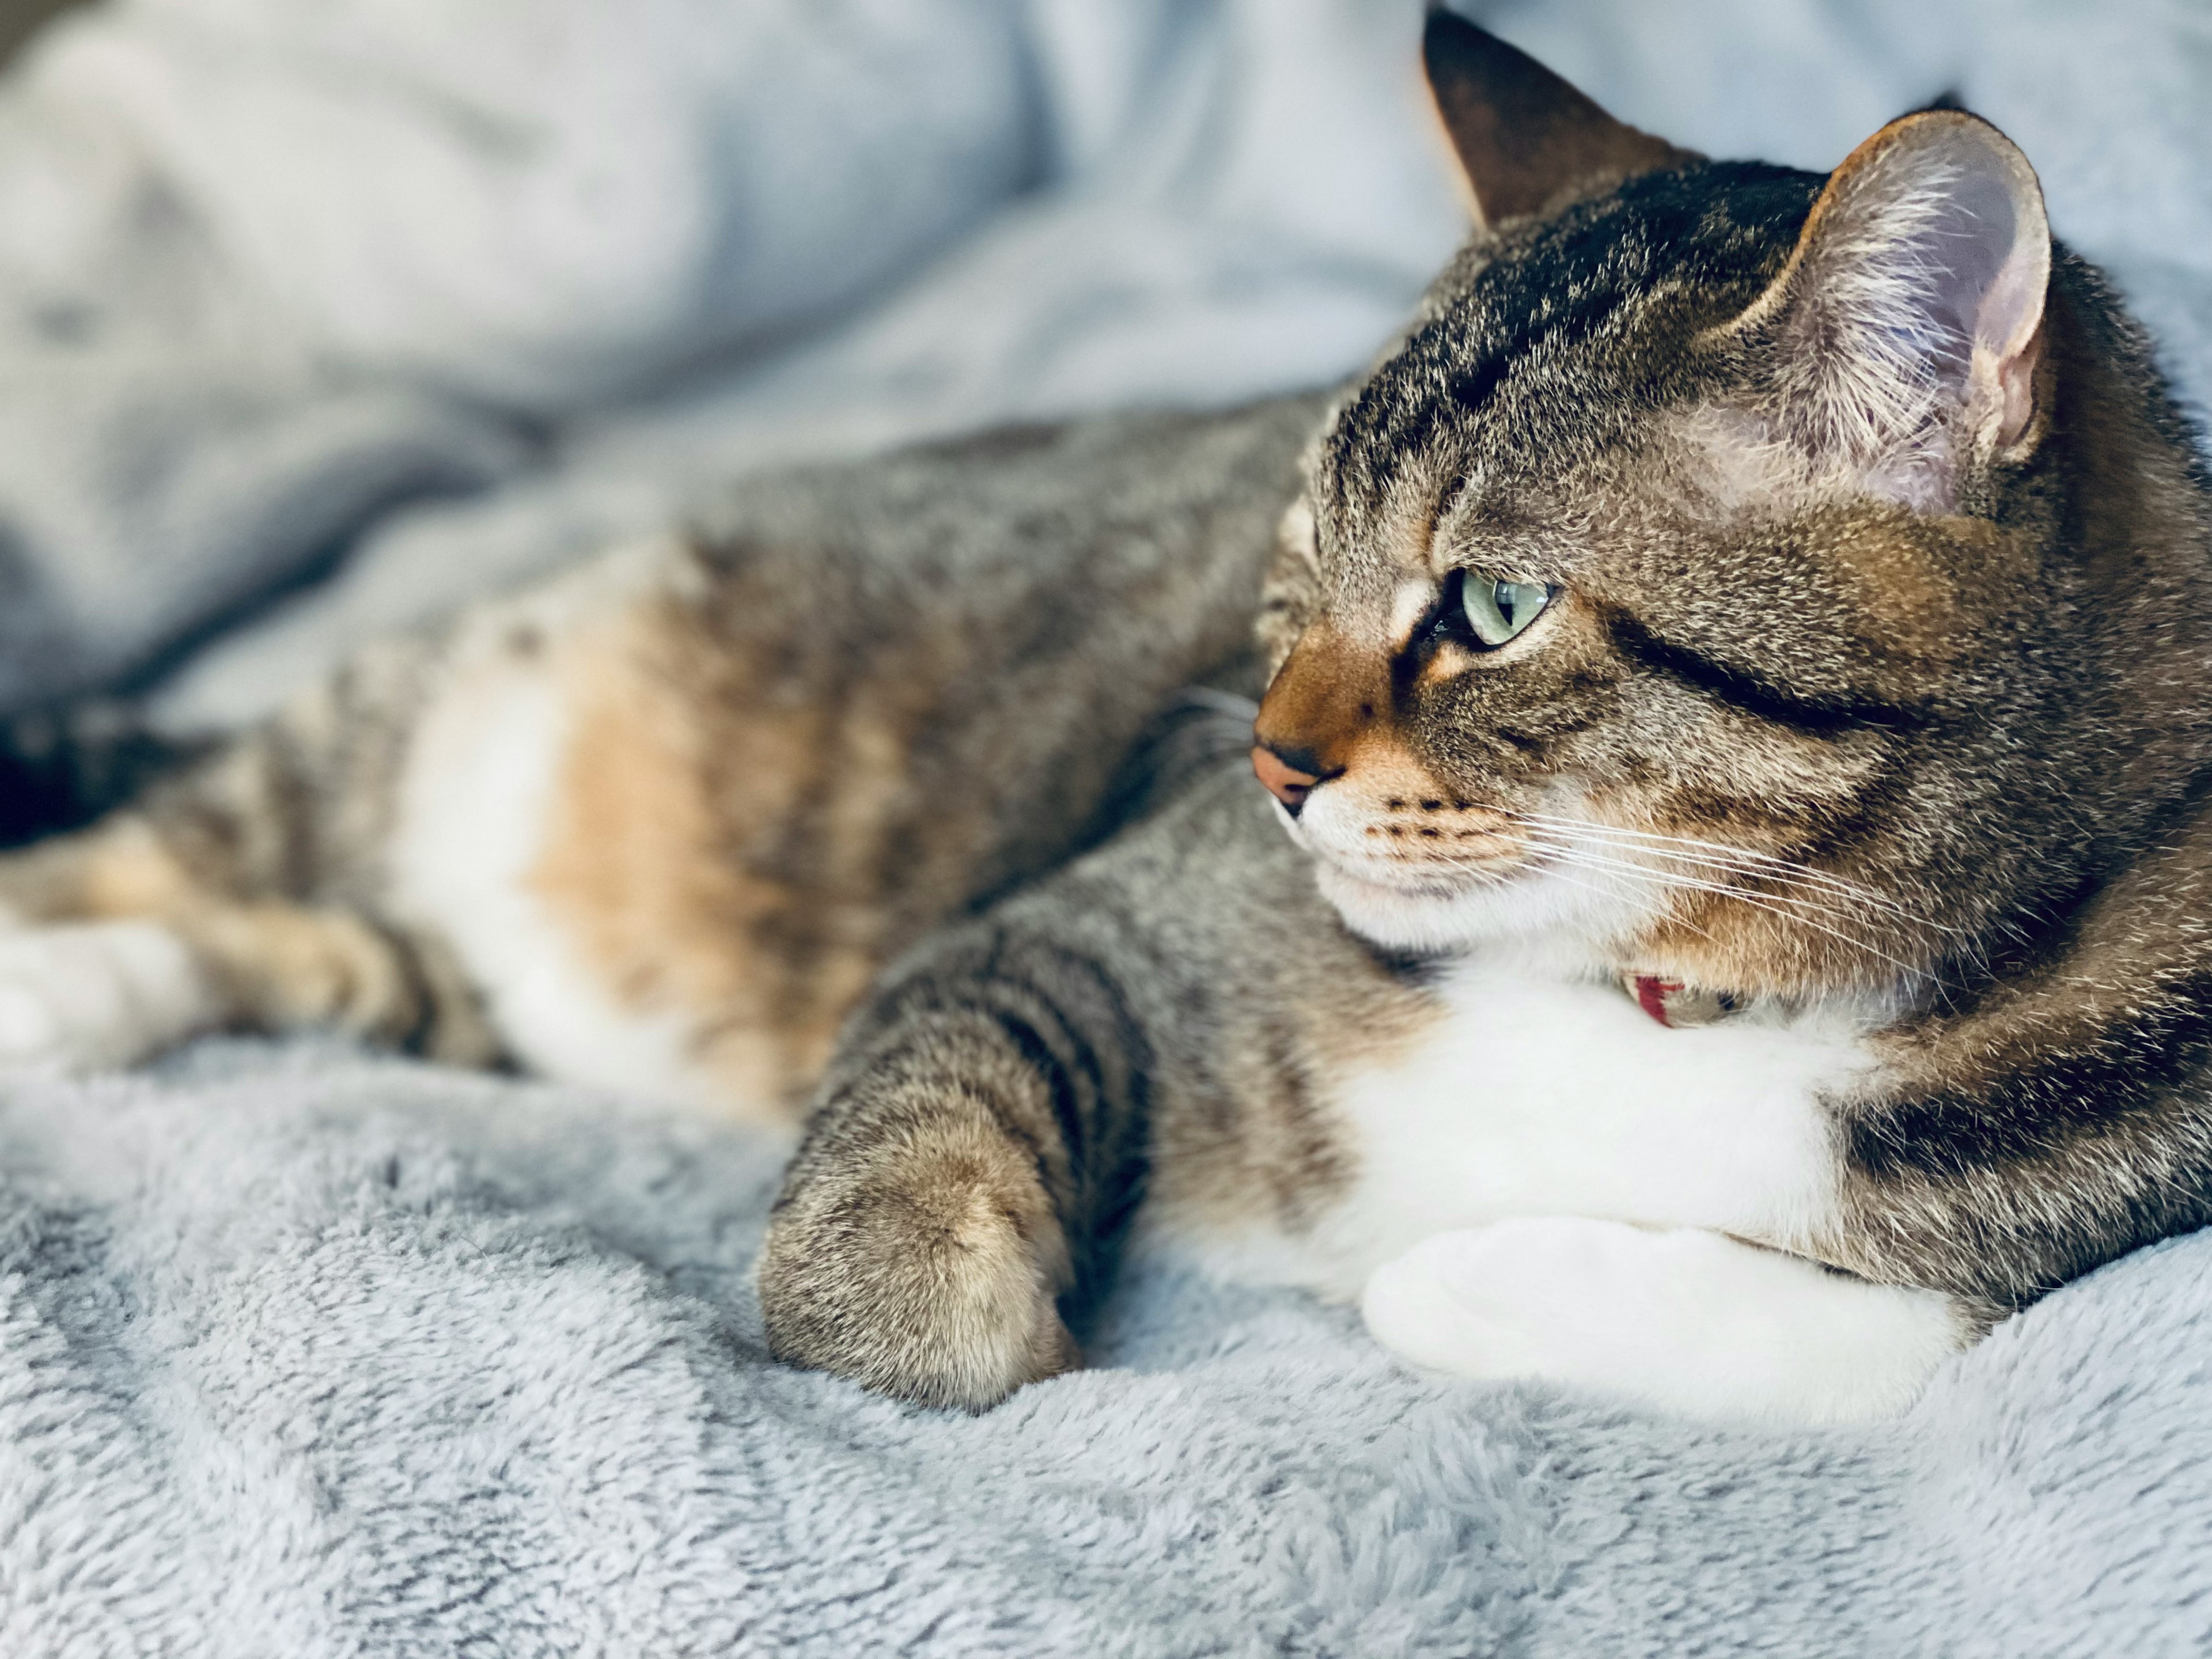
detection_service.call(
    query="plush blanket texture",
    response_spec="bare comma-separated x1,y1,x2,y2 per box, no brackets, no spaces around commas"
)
3,1043,2209,1657
1,0,2210,1653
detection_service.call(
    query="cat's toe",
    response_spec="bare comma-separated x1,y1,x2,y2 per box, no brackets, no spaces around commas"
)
1361,1216,1622,1385
757,1133,1076,1410
0,922,218,1074
0,980,61,1059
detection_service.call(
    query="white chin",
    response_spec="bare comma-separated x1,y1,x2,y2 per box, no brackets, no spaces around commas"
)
1312,857,1641,959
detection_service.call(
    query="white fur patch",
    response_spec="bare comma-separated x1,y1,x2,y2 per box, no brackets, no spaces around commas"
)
1149,941,1946,1423
389,537,733,1113
1172,951,1866,1300
0,922,222,1074
1361,1217,1962,1423
1387,578,1437,647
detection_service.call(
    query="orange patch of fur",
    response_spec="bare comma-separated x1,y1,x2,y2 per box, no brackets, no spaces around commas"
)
528,601,901,1118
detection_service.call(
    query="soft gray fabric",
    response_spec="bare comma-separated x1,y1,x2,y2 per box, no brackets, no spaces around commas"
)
0,1039,2205,1658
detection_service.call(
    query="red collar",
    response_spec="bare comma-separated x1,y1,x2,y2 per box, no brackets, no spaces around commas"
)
1628,975,1743,1029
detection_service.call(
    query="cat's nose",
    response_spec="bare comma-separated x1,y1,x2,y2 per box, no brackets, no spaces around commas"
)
1251,744,1323,816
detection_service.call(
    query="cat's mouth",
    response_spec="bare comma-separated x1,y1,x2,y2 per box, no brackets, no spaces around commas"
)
1277,792,1657,953
1279,791,1535,887
1295,834,1533,898
1300,858,1531,911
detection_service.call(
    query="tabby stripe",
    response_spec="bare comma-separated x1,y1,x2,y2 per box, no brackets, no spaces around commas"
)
1848,972,2212,1300
988,1006,1094,1175
1858,982,2212,1177
978,934,1154,1199
1605,613,1919,738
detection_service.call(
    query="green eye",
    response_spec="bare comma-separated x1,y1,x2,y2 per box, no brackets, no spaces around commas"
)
1458,572,1553,647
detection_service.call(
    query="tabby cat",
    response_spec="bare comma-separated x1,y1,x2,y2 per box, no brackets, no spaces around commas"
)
3,15,2209,1424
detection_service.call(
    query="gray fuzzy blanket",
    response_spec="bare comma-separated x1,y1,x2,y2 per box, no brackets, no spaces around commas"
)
3,1041,2205,1657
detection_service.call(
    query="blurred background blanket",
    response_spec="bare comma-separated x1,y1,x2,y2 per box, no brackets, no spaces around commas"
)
0,1,2207,1652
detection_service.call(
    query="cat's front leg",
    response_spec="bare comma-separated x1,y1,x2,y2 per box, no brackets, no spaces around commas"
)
1360,1218,1972,1424
755,976,1123,1409
755,760,1377,1409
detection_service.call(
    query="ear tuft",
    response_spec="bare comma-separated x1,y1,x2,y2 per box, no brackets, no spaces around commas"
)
1738,111,2051,507
1422,8,1695,232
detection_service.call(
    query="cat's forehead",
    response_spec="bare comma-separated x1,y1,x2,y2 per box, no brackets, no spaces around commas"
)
1311,162,1824,589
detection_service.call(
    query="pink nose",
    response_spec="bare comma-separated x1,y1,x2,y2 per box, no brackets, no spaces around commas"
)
1251,745,1320,813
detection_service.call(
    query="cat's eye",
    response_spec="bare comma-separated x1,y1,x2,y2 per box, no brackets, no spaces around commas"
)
1455,570,1553,648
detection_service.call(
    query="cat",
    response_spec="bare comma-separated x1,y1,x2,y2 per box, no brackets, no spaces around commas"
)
753,13,2212,1423
2,12,2208,1427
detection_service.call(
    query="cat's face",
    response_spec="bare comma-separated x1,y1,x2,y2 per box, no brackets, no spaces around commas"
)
1253,17,2055,998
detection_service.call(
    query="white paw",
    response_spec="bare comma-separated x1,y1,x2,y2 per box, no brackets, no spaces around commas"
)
0,922,221,1075
1361,1217,1963,1425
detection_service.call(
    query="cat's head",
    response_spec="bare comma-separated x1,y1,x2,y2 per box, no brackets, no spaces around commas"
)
1253,12,2193,1000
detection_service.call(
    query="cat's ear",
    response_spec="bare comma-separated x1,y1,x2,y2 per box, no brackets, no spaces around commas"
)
1737,110,2051,501
1422,8,1694,231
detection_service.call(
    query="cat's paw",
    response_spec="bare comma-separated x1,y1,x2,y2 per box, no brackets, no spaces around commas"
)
1361,1217,1962,1423
0,921,220,1075
756,1124,1077,1411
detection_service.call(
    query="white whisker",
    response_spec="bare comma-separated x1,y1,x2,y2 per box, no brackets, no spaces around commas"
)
1541,831,1920,928
1526,841,1933,982
1499,809,1959,937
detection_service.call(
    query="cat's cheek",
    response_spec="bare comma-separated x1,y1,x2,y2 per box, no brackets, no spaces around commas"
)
1287,791,1656,957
